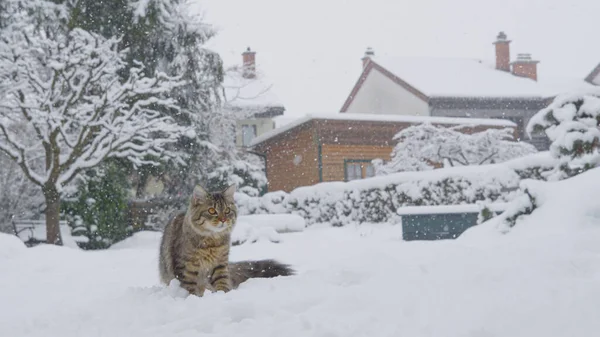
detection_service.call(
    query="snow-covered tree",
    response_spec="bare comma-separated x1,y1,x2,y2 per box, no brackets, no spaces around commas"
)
157,61,270,199
0,1,188,244
206,151,267,197
374,123,537,175
0,153,44,233
57,0,224,200
527,91,600,180
60,0,267,201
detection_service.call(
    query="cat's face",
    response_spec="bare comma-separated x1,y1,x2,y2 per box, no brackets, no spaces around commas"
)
188,184,237,235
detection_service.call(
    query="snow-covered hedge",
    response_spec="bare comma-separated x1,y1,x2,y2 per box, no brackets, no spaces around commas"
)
236,152,556,226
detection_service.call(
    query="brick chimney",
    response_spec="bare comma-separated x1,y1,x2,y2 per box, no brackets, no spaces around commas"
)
242,47,256,79
362,47,374,69
511,53,540,81
493,31,511,72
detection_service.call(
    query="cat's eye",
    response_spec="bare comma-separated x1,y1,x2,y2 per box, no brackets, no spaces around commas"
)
225,207,231,214
208,208,217,215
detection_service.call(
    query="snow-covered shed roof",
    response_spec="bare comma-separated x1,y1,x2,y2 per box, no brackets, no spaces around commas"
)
222,65,284,112
250,112,516,147
370,56,594,99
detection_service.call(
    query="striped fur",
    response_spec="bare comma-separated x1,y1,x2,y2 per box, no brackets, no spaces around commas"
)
159,184,294,296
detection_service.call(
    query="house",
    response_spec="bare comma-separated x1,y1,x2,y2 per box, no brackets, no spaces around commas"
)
222,47,285,147
133,48,284,198
340,32,595,150
250,114,516,193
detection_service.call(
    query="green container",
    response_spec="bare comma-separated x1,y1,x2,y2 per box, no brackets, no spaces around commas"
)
402,212,479,241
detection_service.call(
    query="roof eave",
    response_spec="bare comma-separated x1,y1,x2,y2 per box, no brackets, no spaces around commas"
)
249,117,314,149
251,106,285,118
340,60,430,113
250,114,518,148
429,95,547,100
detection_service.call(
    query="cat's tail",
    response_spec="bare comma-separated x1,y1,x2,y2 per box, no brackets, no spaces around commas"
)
229,259,295,289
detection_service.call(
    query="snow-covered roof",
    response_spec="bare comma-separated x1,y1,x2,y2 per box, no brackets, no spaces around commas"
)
371,56,595,98
250,112,516,147
272,115,300,128
222,66,284,109
395,203,510,216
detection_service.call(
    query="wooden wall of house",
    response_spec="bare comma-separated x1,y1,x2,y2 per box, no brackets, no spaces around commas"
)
321,144,393,182
260,124,320,193
255,118,519,193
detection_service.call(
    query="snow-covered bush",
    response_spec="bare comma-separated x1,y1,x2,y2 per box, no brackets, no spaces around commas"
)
490,188,537,231
527,91,600,180
375,123,537,175
237,152,557,226
237,165,521,226
503,151,557,180
62,162,132,250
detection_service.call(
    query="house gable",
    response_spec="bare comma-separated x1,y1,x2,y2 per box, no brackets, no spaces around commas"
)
340,61,430,116
585,63,600,85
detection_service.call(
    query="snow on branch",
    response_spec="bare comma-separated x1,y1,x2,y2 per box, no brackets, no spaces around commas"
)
526,91,600,180
0,25,188,191
374,123,537,175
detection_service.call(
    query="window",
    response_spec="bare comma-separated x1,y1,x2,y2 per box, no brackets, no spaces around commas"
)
345,160,375,181
241,124,257,146
365,164,375,178
346,163,362,181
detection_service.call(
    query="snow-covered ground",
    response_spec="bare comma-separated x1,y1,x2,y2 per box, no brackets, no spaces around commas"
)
3,170,600,337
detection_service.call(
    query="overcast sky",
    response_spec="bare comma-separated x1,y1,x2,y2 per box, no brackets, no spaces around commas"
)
192,0,600,117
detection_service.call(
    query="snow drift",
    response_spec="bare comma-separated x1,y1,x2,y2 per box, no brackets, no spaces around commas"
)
462,166,600,240
2,192,600,336
0,233,27,259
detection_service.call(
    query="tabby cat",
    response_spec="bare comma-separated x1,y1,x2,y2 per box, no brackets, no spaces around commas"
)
159,184,294,296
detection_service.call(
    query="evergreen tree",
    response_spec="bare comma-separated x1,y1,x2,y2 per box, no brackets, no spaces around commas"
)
63,162,132,249
527,92,600,180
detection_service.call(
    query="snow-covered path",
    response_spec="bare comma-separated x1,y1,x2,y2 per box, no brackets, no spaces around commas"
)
2,221,600,337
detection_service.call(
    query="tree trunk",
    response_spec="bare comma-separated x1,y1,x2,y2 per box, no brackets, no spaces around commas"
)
43,185,62,245
136,170,149,199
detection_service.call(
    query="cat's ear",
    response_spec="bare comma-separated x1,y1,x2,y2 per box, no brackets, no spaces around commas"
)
223,184,236,200
192,185,209,205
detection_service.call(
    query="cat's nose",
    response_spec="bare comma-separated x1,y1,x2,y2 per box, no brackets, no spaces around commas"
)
219,218,226,223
